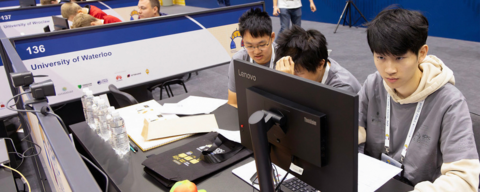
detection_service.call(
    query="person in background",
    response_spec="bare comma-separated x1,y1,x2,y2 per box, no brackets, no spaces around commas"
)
275,25,361,94
71,13,120,28
41,0,58,5
227,8,277,108
273,0,316,33
138,0,165,19
61,2,121,23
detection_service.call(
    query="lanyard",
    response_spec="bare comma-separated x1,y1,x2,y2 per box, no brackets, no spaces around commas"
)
385,94,425,163
321,62,330,84
249,45,275,69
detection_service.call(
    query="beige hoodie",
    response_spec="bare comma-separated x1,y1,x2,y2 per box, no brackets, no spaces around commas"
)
358,55,480,192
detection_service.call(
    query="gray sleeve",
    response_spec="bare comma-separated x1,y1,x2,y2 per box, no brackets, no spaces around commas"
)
358,78,370,129
227,57,236,93
440,98,479,162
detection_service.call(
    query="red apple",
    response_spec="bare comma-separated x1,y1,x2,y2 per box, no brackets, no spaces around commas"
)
173,180,198,192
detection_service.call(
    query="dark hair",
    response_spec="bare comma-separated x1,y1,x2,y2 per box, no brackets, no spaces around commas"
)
238,8,272,38
149,0,160,14
275,25,329,73
366,7,428,56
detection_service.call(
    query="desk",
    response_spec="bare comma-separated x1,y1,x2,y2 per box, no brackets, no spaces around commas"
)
70,91,413,192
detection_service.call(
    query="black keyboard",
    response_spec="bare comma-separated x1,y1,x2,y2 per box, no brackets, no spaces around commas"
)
280,177,318,192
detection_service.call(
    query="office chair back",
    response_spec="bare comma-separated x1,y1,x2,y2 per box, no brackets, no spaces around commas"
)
108,84,139,108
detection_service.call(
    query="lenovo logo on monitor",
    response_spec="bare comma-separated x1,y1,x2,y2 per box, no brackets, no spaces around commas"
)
304,117,317,126
238,70,256,81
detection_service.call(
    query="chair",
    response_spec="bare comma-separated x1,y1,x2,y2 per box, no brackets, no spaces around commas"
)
108,84,138,108
149,74,188,100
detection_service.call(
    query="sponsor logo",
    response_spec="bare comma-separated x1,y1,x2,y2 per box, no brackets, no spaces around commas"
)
0,103,5,110
116,75,122,81
77,83,92,89
145,69,150,75
97,79,108,85
62,87,67,91
237,70,256,81
304,117,317,126
230,29,244,53
130,10,139,20
128,72,141,78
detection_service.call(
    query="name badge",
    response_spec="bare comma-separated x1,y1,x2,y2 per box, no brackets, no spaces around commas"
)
381,153,403,176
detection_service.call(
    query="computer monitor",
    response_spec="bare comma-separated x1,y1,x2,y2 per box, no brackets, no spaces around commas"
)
19,0,36,7
52,16,69,31
234,59,359,192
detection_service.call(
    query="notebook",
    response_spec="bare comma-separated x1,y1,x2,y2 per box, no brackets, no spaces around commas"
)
116,100,192,151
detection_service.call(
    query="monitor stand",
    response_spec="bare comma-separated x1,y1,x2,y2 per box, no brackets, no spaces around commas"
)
248,110,285,192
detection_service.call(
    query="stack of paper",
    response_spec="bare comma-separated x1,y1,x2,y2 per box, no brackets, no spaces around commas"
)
116,100,189,151
159,96,227,115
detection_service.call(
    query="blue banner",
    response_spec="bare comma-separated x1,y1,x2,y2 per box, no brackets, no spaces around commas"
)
13,5,261,60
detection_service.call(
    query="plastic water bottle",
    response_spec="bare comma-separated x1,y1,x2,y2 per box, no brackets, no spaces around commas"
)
110,111,129,156
105,107,116,144
80,88,90,118
87,96,100,129
84,91,95,128
96,99,111,141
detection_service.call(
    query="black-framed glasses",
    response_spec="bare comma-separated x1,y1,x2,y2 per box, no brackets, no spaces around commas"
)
244,37,272,52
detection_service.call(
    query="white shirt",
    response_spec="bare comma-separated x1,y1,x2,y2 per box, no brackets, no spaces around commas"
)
277,0,302,9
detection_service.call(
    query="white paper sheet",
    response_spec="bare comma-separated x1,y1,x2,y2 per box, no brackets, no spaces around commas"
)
232,154,402,192
159,96,227,115
358,153,403,192
232,160,295,191
216,129,241,143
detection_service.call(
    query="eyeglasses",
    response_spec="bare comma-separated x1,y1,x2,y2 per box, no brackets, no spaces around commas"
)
244,38,272,52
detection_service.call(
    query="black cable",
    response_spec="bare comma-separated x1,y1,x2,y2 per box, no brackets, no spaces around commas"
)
275,156,295,192
52,104,67,112
6,91,41,113
48,107,108,192
47,110,69,136
79,154,108,192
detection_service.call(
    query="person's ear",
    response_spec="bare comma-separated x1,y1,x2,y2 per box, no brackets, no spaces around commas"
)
153,6,158,14
90,21,96,26
271,32,275,40
418,45,429,63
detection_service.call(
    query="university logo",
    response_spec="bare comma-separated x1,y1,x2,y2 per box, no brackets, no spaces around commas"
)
78,85,82,89
116,75,122,81
230,29,244,53
62,87,67,91
127,74,131,78
146,69,150,75
130,10,139,20
0,103,5,110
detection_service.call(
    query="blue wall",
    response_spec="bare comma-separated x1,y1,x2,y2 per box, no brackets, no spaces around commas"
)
186,0,480,42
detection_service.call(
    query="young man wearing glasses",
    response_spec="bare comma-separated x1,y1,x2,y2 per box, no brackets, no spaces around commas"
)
275,25,361,94
227,8,277,107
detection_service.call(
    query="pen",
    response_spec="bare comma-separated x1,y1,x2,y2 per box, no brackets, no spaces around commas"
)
130,146,137,153
129,142,139,151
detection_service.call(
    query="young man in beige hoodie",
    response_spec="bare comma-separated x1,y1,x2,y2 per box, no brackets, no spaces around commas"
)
359,8,480,191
